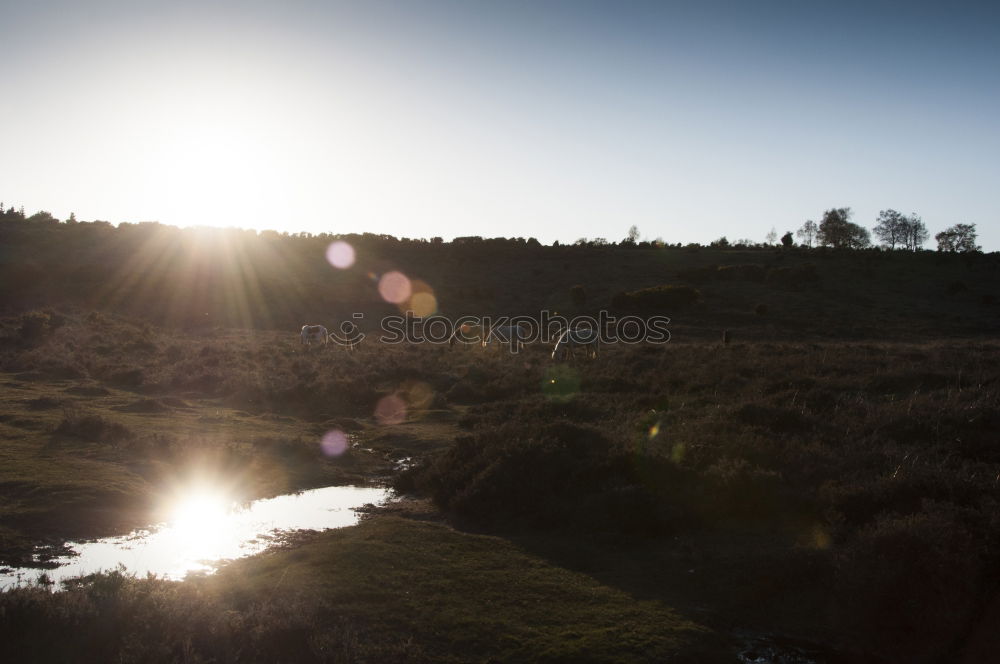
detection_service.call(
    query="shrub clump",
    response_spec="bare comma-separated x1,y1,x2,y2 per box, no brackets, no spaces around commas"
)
396,422,682,534
54,410,133,444
611,285,701,313
834,505,985,662
17,311,51,342
764,263,819,286
716,264,766,282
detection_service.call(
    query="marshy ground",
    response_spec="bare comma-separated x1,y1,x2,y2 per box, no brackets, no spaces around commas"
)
2,223,999,662
1,309,998,662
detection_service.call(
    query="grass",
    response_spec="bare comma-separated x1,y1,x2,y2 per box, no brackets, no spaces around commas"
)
0,516,731,663
2,308,1000,661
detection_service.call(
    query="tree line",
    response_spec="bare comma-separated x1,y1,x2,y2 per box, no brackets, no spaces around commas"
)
788,207,979,253
0,201,985,253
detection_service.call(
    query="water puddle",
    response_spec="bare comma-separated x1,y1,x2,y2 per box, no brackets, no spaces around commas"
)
0,485,389,589
737,634,829,663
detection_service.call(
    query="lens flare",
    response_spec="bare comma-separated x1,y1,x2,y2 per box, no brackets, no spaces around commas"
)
402,381,435,410
325,241,355,269
375,394,407,425
378,271,412,304
320,429,348,457
402,279,438,316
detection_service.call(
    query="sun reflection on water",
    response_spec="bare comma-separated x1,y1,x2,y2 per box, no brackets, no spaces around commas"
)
0,485,389,589
168,490,233,562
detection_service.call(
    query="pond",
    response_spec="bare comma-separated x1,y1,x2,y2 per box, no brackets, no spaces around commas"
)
0,485,389,589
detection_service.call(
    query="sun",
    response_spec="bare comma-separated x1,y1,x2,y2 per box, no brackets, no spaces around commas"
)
143,113,294,231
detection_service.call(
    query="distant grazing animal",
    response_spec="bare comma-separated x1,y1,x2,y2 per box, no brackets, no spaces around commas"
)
300,325,328,346
449,324,486,349
484,324,527,351
552,327,599,361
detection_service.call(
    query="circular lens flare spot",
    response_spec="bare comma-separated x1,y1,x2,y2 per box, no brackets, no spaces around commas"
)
409,292,438,317
402,381,435,410
326,241,355,269
378,272,412,304
375,394,407,425
320,430,349,457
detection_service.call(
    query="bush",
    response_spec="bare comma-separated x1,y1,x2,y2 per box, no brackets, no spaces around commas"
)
610,285,700,313
18,311,50,341
396,422,682,534
716,264,766,282
834,505,984,662
676,264,719,282
108,367,144,387
677,264,766,283
54,410,133,444
765,263,819,286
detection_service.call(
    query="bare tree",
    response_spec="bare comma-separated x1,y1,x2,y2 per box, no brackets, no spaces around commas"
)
902,214,928,251
765,227,778,245
874,209,906,249
623,225,640,246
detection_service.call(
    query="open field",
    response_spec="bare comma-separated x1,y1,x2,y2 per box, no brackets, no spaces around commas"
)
1,296,998,661
2,219,1000,662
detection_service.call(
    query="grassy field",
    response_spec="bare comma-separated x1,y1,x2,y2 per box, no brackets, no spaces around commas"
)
1,233,999,662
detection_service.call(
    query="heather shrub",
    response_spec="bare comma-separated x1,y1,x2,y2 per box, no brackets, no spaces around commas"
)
765,263,819,286
716,263,766,282
610,285,700,313
834,505,985,662
54,410,133,444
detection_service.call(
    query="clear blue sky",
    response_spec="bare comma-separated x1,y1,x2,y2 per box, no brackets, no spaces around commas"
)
2,0,997,248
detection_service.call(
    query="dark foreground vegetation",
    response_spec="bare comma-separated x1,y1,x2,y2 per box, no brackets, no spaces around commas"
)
2,213,1000,662
2,210,998,340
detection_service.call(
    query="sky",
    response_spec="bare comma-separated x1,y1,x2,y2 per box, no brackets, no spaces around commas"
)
2,0,998,249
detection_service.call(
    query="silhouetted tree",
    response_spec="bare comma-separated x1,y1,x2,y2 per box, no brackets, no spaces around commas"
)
874,209,907,249
904,213,930,251
765,227,778,245
817,208,870,249
710,236,730,248
780,231,793,247
26,211,59,225
622,225,640,246
796,220,818,247
902,215,928,251
935,223,980,253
